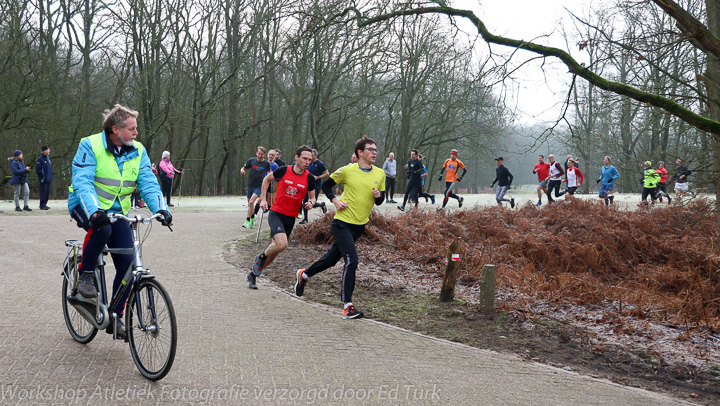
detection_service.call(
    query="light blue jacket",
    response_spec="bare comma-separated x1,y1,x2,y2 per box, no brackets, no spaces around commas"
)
68,131,168,217
600,164,620,185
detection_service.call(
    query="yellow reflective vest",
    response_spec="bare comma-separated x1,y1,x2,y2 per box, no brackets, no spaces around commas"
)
85,132,143,212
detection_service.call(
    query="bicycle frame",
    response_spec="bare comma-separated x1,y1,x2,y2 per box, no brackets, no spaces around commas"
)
65,214,159,336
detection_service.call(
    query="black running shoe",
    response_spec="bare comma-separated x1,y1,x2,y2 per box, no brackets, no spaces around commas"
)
510,198,515,209
320,201,327,214
342,304,364,319
397,205,405,211
253,254,265,276
77,272,97,298
295,269,307,296
458,197,464,208
247,272,258,289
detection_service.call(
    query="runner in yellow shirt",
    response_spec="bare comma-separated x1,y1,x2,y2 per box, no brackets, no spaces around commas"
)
294,135,386,319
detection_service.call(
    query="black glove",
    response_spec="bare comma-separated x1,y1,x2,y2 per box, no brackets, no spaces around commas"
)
596,178,600,184
438,176,442,181
89,210,110,230
156,210,173,226
490,183,495,188
457,176,462,182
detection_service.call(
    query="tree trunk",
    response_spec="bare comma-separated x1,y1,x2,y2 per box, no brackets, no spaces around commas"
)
705,0,720,245
440,237,462,302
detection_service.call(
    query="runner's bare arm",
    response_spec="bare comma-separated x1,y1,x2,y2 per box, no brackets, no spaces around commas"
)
259,172,275,210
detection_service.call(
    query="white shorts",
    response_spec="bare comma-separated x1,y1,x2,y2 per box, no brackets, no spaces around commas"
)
674,182,688,192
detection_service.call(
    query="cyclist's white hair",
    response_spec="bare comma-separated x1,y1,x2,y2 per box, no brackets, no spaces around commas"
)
103,104,138,130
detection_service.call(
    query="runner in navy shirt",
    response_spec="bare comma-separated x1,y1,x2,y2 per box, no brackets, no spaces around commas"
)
241,147,271,228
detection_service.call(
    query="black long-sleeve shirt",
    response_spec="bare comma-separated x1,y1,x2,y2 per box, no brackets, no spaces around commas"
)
407,158,423,182
492,165,513,187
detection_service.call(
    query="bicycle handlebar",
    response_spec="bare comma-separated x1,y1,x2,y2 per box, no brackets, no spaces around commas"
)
108,212,164,225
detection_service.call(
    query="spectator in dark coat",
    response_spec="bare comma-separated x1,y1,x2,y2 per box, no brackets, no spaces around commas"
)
35,145,53,210
10,150,32,211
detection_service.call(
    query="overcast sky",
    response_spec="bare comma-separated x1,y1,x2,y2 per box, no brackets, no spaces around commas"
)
452,0,595,124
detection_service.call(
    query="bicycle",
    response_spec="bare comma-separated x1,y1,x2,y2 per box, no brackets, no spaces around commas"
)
61,212,177,381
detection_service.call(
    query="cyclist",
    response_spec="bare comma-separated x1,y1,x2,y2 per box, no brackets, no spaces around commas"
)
68,105,171,339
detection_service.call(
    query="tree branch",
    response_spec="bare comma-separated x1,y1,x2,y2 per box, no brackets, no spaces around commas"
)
651,0,720,60
356,6,720,134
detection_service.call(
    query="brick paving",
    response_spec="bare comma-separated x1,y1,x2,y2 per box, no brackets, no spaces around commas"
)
0,211,693,405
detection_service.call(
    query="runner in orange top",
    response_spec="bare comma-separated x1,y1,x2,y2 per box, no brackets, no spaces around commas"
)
437,149,467,208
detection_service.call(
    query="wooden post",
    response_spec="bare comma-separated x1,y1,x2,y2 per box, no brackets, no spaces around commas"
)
440,237,462,302
480,265,496,313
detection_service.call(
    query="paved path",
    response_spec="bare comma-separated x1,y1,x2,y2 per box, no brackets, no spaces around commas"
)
0,211,692,405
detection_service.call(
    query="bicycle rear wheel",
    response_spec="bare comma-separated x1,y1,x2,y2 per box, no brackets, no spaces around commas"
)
62,258,98,344
126,278,177,381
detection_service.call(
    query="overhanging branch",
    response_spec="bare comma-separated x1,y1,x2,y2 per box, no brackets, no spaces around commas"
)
355,6,720,135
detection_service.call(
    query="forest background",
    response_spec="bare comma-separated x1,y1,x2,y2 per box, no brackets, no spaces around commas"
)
0,0,714,202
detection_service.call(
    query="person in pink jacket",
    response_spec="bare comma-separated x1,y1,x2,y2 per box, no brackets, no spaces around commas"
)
159,151,183,206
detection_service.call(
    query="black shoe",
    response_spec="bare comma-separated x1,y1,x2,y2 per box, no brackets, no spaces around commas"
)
609,196,614,204
320,201,327,214
40,206,50,210
23,206,32,211
397,205,405,211
430,195,435,204
168,203,174,207
295,269,307,296
253,254,265,276
342,304,364,319
458,197,464,208
299,219,308,225
77,272,97,298
106,317,126,340
510,198,515,209
667,196,672,204
247,272,258,289
15,207,22,212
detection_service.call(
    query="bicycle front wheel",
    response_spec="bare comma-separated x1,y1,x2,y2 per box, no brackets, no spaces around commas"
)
126,278,177,381
62,264,98,344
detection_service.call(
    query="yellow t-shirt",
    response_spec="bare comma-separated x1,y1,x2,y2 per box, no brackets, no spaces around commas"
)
331,163,386,225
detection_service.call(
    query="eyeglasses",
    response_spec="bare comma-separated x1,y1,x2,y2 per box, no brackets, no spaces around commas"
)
365,147,378,153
